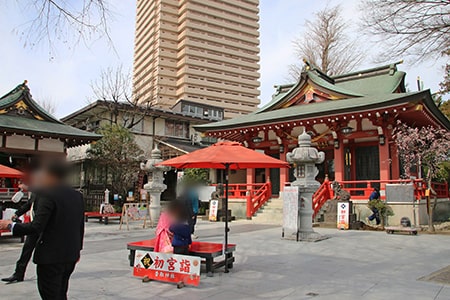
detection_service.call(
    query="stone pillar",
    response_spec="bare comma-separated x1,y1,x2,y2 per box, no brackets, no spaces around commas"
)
140,146,171,224
104,189,110,204
286,132,326,241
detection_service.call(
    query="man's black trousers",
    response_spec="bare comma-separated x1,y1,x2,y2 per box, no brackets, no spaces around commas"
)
37,262,76,300
15,234,38,278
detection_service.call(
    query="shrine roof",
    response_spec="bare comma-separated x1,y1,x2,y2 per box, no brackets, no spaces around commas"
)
196,90,450,131
0,83,101,142
258,62,406,113
334,69,406,95
195,62,450,132
0,82,62,123
156,137,206,154
0,114,102,139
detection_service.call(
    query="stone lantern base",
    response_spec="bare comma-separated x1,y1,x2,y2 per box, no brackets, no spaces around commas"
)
283,231,329,242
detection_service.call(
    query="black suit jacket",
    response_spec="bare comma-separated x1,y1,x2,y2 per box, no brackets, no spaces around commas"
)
13,185,85,265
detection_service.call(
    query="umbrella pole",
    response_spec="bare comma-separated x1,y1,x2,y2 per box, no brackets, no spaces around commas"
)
224,163,230,273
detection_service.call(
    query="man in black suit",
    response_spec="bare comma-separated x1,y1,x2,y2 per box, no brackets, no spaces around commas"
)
0,161,84,300
2,188,38,283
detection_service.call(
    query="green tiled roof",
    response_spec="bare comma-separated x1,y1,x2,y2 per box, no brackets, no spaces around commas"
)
196,91,428,131
258,71,364,113
255,62,406,114
309,71,364,96
334,71,405,95
0,83,101,141
0,114,102,139
196,62,423,131
0,83,62,123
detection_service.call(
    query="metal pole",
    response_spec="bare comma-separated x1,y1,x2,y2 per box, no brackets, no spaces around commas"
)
224,164,230,273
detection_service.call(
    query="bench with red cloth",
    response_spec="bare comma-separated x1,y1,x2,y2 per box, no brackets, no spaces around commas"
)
0,215,30,242
84,212,122,225
0,229,24,242
127,239,236,277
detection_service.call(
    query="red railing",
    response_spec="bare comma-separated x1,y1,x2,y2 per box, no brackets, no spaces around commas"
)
312,180,332,218
431,182,449,198
311,179,449,219
211,182,272,219
337,179,448,201
246,182,272,219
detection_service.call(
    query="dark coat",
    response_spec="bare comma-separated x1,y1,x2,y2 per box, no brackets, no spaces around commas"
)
12,185,85,265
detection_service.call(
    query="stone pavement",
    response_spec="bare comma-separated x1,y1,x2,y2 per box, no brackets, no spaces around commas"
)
1,219,450,300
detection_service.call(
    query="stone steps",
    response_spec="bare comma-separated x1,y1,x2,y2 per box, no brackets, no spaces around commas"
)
251,198,283,224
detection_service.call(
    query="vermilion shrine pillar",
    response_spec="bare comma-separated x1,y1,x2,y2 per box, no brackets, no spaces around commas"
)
334,145,344,182
390,143,400,179
246,168,255,185
280,147,289,192
379,141,390,182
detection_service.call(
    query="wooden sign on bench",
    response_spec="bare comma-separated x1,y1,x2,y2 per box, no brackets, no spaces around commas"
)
120,202,150,230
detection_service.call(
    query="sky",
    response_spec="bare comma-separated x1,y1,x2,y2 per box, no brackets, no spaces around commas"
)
0,0,446,119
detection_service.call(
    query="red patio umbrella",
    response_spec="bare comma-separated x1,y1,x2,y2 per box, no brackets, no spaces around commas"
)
0,164,24,178
159,141,289,273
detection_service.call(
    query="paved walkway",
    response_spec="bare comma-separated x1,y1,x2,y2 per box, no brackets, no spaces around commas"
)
1,220,449,300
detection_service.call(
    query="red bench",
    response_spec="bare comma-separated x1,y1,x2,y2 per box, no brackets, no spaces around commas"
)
127,239,236,277
0,214,29,242
0,229,24,242
84,212,122,225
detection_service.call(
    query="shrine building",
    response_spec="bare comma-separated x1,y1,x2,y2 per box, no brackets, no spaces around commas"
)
0,82,101,174
195,61,450,196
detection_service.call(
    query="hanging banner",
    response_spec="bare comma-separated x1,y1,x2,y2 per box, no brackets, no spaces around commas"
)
209,199,219,221
133,251,201,286
337,202,349,230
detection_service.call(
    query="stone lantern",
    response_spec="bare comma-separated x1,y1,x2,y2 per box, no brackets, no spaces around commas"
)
286,131,325,241
140,146,171,223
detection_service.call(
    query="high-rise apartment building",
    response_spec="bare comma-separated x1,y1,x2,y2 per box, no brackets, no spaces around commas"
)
133,0,260,118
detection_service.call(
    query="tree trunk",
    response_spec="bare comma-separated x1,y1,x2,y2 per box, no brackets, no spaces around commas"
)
427,176,436,233
427,196,435,233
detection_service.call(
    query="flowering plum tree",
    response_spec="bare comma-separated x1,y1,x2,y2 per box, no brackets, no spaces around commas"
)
393,122,450,231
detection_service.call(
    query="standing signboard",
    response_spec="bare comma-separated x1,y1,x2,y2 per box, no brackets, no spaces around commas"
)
283,186,299,238
120,202,150,230
337,202,349,230
209,199,219,221
133,251,201,286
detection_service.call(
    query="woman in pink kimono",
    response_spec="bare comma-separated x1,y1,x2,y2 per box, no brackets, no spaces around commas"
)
154,211,173,253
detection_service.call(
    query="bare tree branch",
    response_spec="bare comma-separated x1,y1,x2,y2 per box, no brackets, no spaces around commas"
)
289,5,365,79
6,0,114,55
90,65,153,129
360,0,450,63
37,96,57,115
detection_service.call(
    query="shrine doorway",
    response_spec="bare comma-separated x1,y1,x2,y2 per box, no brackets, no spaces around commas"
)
355,146,380,181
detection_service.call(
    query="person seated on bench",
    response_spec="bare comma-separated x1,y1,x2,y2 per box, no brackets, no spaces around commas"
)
168,200,191,255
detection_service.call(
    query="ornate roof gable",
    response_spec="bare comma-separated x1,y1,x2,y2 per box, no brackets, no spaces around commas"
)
0,81,62,123
257,61,406,114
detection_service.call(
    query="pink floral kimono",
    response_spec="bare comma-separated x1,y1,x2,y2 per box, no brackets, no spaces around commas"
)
154,212,173,253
